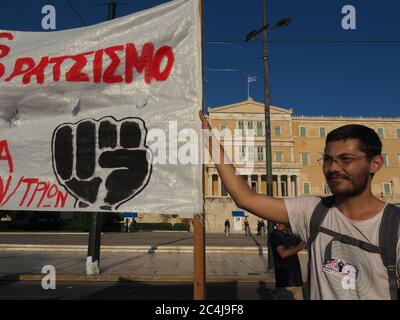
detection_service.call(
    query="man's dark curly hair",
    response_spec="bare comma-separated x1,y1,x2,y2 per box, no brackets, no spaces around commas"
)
326,124,382,160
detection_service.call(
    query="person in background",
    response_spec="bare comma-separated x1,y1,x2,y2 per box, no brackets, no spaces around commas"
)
270,222,306,300
224,219,230,236
244,216,250,236
260,220,266,237
130,218,137,232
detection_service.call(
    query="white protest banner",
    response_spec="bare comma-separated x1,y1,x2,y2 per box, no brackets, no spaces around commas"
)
0,0,202,215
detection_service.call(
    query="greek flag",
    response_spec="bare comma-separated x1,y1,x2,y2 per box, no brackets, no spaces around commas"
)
248,75,258,83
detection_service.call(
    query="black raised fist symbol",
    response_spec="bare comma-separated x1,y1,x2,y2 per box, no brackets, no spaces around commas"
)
52,116,152,210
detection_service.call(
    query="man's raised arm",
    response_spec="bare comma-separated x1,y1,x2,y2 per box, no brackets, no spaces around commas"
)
199,111,289,224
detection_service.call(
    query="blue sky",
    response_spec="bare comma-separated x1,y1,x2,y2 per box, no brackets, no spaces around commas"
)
0,0,399,117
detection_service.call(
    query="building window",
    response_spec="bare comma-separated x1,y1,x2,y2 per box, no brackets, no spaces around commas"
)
212,175,218,196
303,182,311,195
251,181,257,193
301,152,310,166
299,126,307,138
221,181,228,196
257,146,264,162
247,121,254,136
274,126,281,137
323,183,331,195
397,128,400,139
377,128,384,139
275,152,283,163
247,146,254,162
239,146,246,162
398,153,400,165
257,121,263,136
383,182,392,196
319,127,326,138
238,121,244,136
220,123,227,136
382,153,389,167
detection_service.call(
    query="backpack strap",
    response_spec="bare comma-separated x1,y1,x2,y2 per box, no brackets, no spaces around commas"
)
305,196,335,299
379,203,400,300
320,226,381,253
307,199,400,300
308,196,336,246
322,229,382,270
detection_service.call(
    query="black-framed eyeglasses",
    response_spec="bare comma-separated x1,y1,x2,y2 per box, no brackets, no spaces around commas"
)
317,154,369,167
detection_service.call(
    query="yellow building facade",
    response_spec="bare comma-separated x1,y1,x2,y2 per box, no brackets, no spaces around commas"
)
204,98,400,232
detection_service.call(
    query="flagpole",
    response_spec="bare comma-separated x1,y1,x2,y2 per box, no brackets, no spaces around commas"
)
247,76,249,99
194,0,206,301
247,76,257,99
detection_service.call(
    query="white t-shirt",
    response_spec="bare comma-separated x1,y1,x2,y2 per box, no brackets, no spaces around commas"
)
284,196,400,300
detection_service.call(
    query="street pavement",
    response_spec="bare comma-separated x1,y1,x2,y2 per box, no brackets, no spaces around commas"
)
0,231,269,247
0,280,281,300
0,231,308,283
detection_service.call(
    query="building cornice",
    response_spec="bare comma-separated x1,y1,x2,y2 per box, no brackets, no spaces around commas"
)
208,97,293,115
293,115,400,121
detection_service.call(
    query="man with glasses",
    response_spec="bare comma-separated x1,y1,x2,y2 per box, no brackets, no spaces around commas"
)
200,112,400,300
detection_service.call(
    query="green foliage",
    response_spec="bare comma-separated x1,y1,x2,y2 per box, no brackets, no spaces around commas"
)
114,212,125,221
62,213,122,232
172,223,190,231
136,223,172,231
134,222,190,231
62,213,91,232
102,213,123,232
3,211,190,233
8,211,62,230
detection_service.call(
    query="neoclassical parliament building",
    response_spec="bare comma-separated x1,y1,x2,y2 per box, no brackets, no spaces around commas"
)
203,98,400,233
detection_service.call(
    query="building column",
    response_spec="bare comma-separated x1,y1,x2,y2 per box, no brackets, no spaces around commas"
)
292,177,296,197
217,175,221,196
208,173,213,196
296,175,301,196
272,175,276,196
257,175,262,193
277,175,282,197
247,175,251,187
287,175,292,197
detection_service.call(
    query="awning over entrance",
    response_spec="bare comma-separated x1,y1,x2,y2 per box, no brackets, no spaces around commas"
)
232,211,245,217
123,212,138,218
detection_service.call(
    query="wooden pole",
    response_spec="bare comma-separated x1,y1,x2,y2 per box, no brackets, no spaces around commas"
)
193,0,206,301
193,214,206,299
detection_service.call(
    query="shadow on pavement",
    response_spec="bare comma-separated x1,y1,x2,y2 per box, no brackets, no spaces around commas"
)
78,281,277,300
156,236,194,247
147,236,194,254
80,281,195,300
78,281,240,300
256,281,275,300
0,280,281,300
248,235,269,273
0,274,19,287
249,235,266,257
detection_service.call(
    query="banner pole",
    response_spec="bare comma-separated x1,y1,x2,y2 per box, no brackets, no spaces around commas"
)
87,1,117,276
193,214,206,299
194,0,206,300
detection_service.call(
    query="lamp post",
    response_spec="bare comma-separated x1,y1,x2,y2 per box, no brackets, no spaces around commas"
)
246,1,291,273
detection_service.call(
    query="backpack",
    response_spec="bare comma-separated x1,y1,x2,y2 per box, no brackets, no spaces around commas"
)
306,196,400,300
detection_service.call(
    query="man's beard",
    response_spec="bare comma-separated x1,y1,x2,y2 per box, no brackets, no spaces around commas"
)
325,169,370,198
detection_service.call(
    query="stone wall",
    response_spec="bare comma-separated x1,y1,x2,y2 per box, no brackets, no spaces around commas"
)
204,197,261,233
